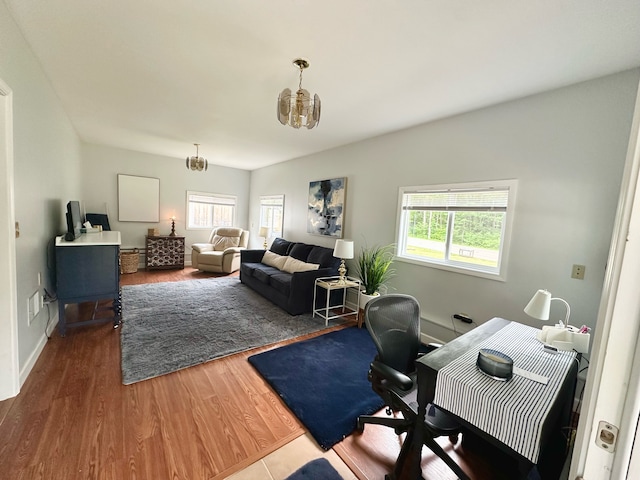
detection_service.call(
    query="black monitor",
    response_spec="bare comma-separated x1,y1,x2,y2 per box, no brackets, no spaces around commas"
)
65,201,83,240
85,213,111,231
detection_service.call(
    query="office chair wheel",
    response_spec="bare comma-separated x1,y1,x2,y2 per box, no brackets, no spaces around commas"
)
356,419,365,433
449,434,459,444
386,407,393,416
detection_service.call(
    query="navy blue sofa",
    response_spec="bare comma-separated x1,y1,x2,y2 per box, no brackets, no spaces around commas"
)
240,238,341,315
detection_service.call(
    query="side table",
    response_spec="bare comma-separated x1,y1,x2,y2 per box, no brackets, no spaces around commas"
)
313,276,361,326
145,235,185,270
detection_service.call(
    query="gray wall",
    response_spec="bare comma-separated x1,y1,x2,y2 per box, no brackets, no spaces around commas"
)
81,144,250,252
2,0,638,384
248,70,640,341
0,1,83,376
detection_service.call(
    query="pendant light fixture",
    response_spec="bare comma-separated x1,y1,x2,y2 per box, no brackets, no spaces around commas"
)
186,143,208,172
277,58,321,129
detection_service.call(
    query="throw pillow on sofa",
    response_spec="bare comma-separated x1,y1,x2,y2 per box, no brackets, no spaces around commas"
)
270,238,294,256
289,243,315,262
262,250,288,270
282,256,320,274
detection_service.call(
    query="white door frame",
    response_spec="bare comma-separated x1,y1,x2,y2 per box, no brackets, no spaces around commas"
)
570,78,640,479
0,78,19,400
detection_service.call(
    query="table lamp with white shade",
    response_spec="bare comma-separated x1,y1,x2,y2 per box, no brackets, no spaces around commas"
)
524,289,571,328
258,227,268,249
333,239,354,284
524,289,590,353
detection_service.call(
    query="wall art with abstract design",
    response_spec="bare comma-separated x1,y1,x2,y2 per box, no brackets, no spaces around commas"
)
307,177,346,238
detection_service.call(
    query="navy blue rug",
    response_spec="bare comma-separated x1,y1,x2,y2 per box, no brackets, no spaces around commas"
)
248,326,384,450
284,458,343,480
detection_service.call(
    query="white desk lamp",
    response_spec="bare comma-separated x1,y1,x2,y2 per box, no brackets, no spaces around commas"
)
524,289,589,353
524,289,570,328
333,239,354,284
258,227,268,250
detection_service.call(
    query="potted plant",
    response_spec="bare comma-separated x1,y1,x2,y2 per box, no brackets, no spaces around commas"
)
354,243,395,306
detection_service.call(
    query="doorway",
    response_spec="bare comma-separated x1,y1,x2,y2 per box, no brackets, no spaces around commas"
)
0,78,19,400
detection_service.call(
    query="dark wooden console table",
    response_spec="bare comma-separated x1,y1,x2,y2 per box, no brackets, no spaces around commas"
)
55,231,122,336
145,235,185,270
389,318,578,479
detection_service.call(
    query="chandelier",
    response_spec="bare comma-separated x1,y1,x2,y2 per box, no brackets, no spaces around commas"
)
185,143,208,171
277,58,321,129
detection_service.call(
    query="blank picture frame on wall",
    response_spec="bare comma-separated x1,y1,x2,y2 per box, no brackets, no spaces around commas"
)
307,177,346,238
117,174,160,222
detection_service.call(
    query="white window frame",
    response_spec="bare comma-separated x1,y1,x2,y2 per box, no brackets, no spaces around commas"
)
395,179,517,281
185,190,237,230
259,194,285,239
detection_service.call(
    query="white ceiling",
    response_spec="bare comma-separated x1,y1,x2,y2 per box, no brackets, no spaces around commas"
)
6,0,640,170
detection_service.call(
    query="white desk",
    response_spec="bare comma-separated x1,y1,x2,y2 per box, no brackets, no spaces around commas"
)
56,230,121,246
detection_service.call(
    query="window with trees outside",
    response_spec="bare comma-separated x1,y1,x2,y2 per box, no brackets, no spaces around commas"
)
259,194,284,239
396,180,517,279
186,191,236,230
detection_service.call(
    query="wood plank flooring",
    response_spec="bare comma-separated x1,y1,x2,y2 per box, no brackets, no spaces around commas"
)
0,267,503,480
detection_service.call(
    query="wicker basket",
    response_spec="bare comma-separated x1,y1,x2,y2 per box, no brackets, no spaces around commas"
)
120,249,140,274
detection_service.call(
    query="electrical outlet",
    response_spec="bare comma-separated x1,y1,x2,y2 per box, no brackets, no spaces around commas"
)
572,264,586,280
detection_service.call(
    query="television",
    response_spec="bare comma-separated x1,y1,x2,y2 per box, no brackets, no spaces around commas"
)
65,201,83,241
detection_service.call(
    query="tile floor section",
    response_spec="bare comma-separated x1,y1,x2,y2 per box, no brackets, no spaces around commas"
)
226,433,356,480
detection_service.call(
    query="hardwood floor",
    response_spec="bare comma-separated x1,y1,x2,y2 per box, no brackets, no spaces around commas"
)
0,267,503,480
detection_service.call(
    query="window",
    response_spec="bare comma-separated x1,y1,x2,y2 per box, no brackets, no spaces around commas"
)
186,191,236,230
396,180,517,279
259,194,284,238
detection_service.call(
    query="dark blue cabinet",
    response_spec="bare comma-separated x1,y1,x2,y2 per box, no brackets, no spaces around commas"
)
55,232,122,336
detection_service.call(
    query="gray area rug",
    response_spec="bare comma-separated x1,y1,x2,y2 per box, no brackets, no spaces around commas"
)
120,277,344,384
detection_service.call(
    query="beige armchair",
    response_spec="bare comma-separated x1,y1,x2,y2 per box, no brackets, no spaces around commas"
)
191,227,249,273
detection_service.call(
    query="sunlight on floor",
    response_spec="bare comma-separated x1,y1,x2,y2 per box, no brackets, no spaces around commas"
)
225,433,356,480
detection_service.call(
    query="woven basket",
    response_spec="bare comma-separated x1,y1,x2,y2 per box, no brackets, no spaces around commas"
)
120,249,140,274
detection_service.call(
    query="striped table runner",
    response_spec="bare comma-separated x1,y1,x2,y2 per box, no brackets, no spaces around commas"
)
433,322,577,462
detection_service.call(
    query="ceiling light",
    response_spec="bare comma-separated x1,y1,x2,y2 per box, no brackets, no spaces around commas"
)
277,58,321,129
186,143,208,171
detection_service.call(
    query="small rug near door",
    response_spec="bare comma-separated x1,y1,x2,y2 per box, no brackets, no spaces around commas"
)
284,458,343,480
120,277,346,385
248,327,384,450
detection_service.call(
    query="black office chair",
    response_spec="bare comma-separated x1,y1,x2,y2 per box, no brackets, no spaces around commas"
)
356,294,470,480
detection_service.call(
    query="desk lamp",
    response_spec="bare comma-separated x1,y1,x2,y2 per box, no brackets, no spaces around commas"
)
524,289,570,328
258,227,269,249
524,289,590,353
333,239,354,284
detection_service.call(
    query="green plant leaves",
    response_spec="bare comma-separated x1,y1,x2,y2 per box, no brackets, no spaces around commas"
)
355,243,395,295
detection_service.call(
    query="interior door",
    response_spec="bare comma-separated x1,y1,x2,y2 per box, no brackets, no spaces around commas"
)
0,79,19,400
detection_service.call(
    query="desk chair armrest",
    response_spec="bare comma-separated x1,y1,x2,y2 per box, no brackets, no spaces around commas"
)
370,360,414,391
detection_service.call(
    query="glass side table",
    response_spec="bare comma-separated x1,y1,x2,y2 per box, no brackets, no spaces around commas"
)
312,276,361,326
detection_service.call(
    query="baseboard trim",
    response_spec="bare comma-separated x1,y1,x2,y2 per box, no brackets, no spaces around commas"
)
421,332,444,345
19,308,58,388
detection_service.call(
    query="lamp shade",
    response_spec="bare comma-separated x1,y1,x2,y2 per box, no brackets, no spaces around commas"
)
258,227,268,238
333,239,354,259
524,289,552,320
